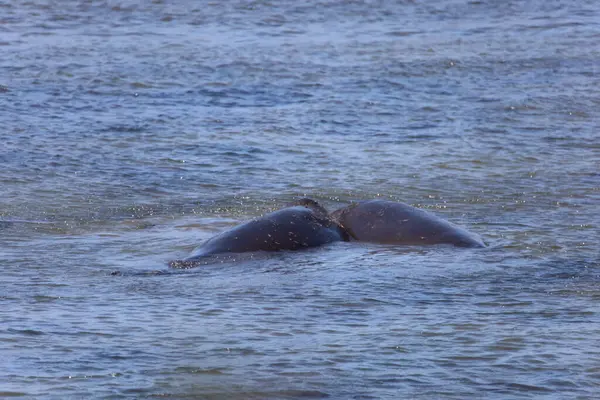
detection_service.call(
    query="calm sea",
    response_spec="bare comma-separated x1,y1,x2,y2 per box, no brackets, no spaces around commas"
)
1,0,599,398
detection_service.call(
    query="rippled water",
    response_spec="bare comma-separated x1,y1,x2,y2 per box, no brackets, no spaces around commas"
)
1,0,599,398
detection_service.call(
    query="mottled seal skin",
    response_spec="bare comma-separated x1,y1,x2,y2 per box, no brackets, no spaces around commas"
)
172,198,348,267
330,200,485,248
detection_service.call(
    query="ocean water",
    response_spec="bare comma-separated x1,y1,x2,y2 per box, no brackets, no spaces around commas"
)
1,0,599,398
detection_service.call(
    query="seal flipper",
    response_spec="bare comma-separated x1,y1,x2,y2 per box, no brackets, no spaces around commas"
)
288,197,330,218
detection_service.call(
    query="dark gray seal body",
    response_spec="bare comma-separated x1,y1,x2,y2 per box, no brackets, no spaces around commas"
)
330,200,485,248
172,199,348,267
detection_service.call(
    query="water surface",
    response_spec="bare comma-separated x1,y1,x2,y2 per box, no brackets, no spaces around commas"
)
1,0,599,398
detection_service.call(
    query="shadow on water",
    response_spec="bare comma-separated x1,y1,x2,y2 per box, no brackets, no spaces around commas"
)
0,219,52,229
109,253,272,276
108,248,308,276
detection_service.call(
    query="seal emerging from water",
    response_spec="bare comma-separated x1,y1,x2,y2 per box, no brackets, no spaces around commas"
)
170,198,348,267
330,200,485,248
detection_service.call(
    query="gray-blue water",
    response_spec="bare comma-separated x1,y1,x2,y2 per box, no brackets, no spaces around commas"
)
1,1,599,398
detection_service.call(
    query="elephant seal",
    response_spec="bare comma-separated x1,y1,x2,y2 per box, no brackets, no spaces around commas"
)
330,200,485,248
170,198,348,267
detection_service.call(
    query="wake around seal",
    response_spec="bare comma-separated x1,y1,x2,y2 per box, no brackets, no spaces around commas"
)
170,198,348,268
330,200,485,248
